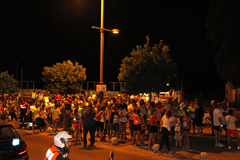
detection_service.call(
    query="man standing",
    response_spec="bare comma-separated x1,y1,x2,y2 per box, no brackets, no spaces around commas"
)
80,105,96,147
213,103,224,147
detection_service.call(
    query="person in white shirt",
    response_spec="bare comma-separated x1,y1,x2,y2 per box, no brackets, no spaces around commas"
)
226,109,240,149
213,103,224,147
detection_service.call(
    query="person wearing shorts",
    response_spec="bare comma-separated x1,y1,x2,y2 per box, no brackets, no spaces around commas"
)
213,103,224,147
131,109,142,146
226,109,240,149
147,109,158,150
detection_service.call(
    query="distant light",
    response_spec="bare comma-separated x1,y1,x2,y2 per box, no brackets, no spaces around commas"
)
166,83,169,86
12,138,20,146
111,29,119,34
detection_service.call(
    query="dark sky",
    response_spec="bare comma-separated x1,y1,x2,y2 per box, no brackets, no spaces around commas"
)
0,0,225,94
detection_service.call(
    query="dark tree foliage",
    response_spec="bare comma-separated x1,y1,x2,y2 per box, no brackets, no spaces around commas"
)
205,0,240,88
118,36,177,95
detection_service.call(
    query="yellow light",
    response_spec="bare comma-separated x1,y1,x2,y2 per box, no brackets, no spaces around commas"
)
166,83,169,86
111,29,119,34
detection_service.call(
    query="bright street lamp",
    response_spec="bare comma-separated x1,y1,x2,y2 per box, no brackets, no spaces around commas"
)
92,0,119,102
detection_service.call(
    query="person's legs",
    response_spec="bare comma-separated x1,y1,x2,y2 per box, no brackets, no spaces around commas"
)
132,130,137,144
83,127,89,146
159,127,168,151
136,130,141,145
186,131,189,147
122,123,126,138
183,131,187,146
234,133,240,147
148,133,153,148
90,126,95,145
215,129,218,144
130,120,133,137
165,129,170,151
217,130,221,144
227,133,231,147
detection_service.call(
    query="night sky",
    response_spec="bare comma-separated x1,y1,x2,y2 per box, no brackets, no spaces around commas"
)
0,0,225,94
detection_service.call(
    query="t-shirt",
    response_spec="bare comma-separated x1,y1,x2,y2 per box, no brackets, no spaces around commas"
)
150,115,157,125
32,106,40,119
182,116,190,129
226,115,237,130
155,107,164,121
162,115,171,131
52,108,61,119
213,108,223,126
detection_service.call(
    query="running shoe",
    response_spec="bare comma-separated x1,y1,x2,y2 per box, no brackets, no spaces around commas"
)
228,146,231,149
218,143,225,147
135,144,141,147
156,151,162,155
168,150,173,154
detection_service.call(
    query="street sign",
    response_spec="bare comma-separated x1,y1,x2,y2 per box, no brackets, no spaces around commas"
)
96,84,107,92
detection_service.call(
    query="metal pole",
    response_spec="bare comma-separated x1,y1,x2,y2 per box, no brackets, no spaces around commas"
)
100,0,104,83
99,0,104,102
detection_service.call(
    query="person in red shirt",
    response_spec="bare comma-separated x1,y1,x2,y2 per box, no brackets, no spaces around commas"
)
147,109,158,150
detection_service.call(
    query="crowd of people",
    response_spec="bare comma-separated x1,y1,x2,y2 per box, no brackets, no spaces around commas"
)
0,91,239,155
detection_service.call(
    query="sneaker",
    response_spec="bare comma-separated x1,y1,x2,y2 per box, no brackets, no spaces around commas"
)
237,146,240,150
215,143,224,147
147,148,153,151
168,150,173,154
228,146,231,149
157,151,162,155
218,143,225,147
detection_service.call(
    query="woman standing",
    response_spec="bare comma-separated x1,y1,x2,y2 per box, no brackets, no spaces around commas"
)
157,108,173,155
147,109,158,151
226,109,240,149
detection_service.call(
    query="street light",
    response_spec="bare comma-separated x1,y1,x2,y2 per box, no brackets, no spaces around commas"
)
92,0,119,102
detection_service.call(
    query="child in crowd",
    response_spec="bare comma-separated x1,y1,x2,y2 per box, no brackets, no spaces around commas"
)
174,118,182,150
182,111,193,148
226,109,240,149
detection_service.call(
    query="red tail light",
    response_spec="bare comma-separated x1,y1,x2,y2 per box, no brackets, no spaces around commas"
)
19,143,27,155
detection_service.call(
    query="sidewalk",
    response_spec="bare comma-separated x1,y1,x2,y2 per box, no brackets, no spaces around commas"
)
15,122,240,160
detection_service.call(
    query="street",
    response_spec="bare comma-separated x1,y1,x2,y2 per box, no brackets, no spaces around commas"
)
16,125,240,160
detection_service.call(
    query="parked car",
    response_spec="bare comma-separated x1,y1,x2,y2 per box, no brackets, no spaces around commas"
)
0,120,29,160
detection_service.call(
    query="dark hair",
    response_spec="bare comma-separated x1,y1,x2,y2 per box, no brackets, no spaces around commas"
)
151,108,157,115
228,109,233,115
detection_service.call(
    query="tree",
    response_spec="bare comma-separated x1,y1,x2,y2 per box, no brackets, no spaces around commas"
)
42,60,87,94
0,71,19,106
118,36,177,95
205,0,240,88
